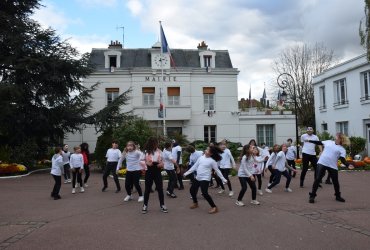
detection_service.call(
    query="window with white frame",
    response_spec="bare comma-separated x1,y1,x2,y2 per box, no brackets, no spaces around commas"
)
167,87,180,105
319,86,326,110
336,121,348,135
257,124,274,147
204,125,216,143
361,71,370,101
333,78,348,106
142,87,155,106
204,56,212,67
321,123,328,131
203,87,215,110
106,88,119,105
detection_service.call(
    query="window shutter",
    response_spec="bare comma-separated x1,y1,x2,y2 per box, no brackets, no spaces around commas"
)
168,87,180,96
142,87,155,93
203,87,215,94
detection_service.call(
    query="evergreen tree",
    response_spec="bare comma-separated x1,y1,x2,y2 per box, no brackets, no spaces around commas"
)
0,1,130,162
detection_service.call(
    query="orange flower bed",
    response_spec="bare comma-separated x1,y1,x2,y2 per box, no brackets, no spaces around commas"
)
0,163,27,175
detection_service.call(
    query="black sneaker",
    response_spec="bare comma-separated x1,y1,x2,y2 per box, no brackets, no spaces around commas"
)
325,180,332,185
102,187,107,192
166,191,171,196
142,205,148,214
336,196,345,202
160,205,168,213
309,197,315,203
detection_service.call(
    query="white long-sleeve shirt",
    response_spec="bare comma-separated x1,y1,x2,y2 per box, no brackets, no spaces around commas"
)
51,154,64,176
61,151,70,165
266,152,277,166
189,151,203,167
106,148,121,162
116,150,143,171
219,148,236,169
273,151,293,172
252,155,265,174
162,149,175,170
70,153,84,169
286,146,297,160
238,155,255,177
184,155,226,182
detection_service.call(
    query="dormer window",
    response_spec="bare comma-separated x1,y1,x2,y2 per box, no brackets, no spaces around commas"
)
199,51,216,68
104,51,121,70
109,56,117,68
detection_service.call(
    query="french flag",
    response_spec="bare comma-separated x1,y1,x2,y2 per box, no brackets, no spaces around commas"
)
160,22,176,68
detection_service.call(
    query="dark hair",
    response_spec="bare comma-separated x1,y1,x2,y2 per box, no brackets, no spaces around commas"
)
54,147,62,154
248,139,257,146
112,140,118,144
164,141,172,149
144,137,159,154
208,146,222,162
287,138,293,143
186,145,195,153
80,142,89,153
240,144,253,161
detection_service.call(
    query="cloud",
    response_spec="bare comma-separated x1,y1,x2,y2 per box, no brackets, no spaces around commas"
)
126,0,143,16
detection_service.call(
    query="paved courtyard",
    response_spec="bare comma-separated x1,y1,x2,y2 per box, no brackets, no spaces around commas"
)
0,170,369,250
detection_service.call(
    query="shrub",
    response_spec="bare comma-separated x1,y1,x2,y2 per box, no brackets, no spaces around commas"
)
348,136,366,158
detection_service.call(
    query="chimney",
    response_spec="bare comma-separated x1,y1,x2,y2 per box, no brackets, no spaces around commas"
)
197,41,208,50
108,40,122,49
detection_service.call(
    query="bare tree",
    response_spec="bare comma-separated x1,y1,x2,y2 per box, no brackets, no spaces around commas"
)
359,0,370,61
272,43,335,128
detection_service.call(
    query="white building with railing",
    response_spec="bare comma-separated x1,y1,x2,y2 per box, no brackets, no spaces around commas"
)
312,53,370,156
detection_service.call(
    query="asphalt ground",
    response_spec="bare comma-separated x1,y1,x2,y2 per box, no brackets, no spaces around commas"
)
0,169,369,250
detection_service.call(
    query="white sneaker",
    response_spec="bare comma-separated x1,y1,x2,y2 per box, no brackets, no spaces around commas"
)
265,188,272,193
75,183,79,188
138,196,144,202
72,188,76,194
228,191,234,197
251,200,260,205
83,184,88,188
218,189,225,194
80,187,85,193
258,189,263,196
268,183,271,186
285,188,293,192
64,180,68,184
67,179,71,183
235,200,245,206
124,195,132,202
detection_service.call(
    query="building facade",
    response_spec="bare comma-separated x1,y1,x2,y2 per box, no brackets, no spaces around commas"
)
312,54,370,156
65,41,295,151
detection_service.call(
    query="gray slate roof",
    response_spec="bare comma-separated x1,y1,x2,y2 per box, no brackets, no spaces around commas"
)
89,48,234,69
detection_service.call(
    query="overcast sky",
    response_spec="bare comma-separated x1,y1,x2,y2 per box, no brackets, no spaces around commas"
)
34,0,365,100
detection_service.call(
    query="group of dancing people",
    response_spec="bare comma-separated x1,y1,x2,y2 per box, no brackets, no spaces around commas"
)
50,126,354,213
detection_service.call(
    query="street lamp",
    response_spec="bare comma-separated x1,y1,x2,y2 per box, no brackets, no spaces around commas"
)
277,73,300,160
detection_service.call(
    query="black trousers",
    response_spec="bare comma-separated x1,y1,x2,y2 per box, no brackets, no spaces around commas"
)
237,177,256,201
287,159,296,177
268,165,275,183
51,174,61,197
72,168,83,188
268,169,291,189
175,165,184,188
83,164,90,184
125,170,142,196
103,162,121,190
310,164,341,198
190,179,216,208
253,174,262,190
300,153,318,186
166,169,177,194
144,166,164,206
63,164,70,180
219,168,232,191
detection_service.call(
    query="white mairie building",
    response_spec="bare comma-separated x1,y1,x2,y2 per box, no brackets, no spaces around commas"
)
312,53,370,156
65,41,296,151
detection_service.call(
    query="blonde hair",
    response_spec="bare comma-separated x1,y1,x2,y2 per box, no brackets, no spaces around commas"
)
337,133,350,146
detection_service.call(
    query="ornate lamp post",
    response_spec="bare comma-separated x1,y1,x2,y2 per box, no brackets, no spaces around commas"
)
277,73,300,159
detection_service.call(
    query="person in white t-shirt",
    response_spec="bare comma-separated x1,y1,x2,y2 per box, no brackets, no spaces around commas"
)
172,140,184,190
286,138,297,177
185,145,203,182
184,146,227,214
102,140,121,193
307,133,354,203
162,141,179,198
217,141,236,197
300,127,322,187
50,147,64,200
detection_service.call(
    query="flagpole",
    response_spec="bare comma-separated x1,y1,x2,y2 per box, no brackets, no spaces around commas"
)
159,21,166,137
